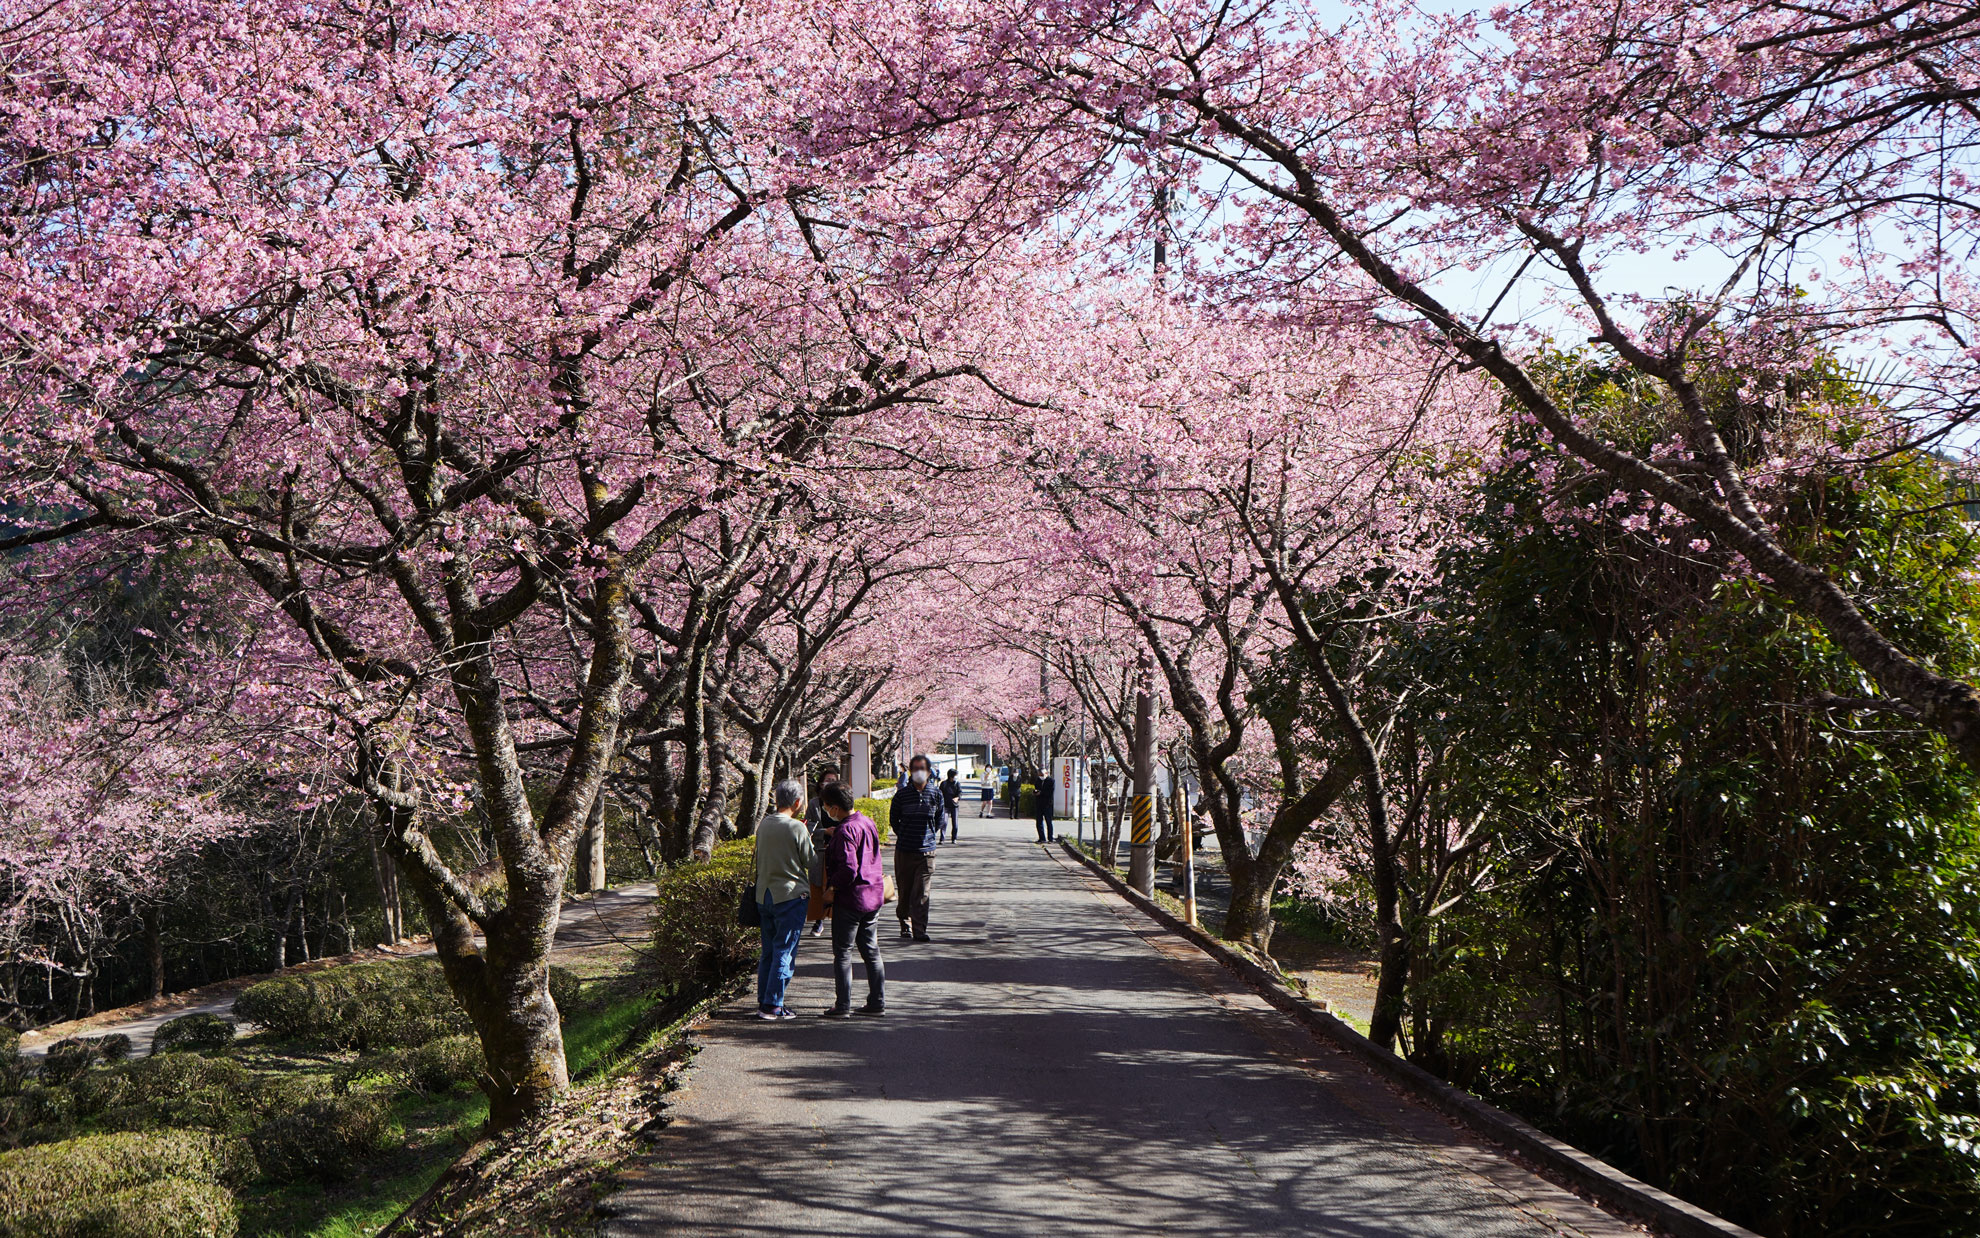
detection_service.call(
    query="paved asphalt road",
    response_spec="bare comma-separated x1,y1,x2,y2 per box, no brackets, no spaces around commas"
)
603,816,1635,1237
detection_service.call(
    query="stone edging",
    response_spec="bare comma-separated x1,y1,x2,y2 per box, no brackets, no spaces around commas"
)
1056,840,1763,1238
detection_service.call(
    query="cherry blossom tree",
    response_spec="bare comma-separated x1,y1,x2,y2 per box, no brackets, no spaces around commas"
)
0,0,1029,1121
812,0,1980,774
0,658,249,1022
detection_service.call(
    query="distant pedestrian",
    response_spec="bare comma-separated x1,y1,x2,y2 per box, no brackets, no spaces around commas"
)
806,767,843,939
753,779,815,1021
890,754,945,942
979,779,993,817
1034,774,1056,843
817,782,886,1017
940,769,962,842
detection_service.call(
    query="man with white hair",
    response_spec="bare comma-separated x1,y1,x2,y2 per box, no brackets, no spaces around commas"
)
753,778,815,1021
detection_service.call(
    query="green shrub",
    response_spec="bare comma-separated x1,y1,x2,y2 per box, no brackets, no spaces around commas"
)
61,1054,327,1146
1015,784,1038,819
40,1040,100,1085
0,1129,248,1237
871,776,897,790
854,795,891,845
357,1034,483,1097
236,959,579,1052
246,1092,386,1183
0,1032,21,1098
91,1034,133,1064
151,1013,234,1055
649,839,756,993
88,1176,239,1238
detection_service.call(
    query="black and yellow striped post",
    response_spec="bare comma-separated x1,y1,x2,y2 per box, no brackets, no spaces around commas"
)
1127,656,1157,895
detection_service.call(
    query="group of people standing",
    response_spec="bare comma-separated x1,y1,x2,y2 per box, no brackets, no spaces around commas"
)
750,753,964,1021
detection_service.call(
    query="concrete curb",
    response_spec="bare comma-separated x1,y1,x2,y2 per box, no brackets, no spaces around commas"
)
1057,840,1763,1238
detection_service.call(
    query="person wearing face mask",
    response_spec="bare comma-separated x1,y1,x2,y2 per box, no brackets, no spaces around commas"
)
890,754,945,942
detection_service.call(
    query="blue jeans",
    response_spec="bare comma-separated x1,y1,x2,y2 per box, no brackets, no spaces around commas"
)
756,894,809,1011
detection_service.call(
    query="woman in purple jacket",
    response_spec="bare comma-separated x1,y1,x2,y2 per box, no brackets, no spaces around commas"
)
816,782,886,1018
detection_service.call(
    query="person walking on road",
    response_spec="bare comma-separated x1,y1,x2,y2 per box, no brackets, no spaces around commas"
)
979,778,993,817
1034,773,1057,843
816,782,886,1017
940,769,962,843
891,754,945,941
805,767,843,939
754,779,815,1021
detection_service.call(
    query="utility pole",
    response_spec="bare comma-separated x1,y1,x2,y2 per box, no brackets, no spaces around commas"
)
1128,654,1156,895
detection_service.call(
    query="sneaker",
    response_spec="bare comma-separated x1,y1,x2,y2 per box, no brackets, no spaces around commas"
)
754,1007,781,1021
820,1006,852,1019
808,921,825,938
912,933,931,943
899,924,913,940
856,1003,886,1016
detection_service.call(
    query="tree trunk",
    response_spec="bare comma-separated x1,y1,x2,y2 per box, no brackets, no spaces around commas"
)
399,870,569,1129
143,908,165,1000
690,693,731,857
368,821,403,946
575,794,606,893
649,738,684,865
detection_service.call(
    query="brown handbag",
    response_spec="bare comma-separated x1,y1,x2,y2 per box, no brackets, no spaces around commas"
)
882,873,897,904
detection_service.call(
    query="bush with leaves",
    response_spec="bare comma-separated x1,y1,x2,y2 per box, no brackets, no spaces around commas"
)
352,1034,484,1098
151,1013,235,1055
649,840,756,993
1381,395,1980,1235
854,796,891,845
0,1128,249,1238
246,1092,387,1183
235,958,578,1051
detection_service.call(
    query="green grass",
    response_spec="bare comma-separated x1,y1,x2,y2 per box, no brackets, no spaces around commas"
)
271,974,662,1235
564,979,663,1082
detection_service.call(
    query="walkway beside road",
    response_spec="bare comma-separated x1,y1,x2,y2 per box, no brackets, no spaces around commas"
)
603,817,1637,1237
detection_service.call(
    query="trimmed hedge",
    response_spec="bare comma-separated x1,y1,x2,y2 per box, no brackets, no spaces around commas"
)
854,795,891,845
0,1129,248,1237
40,1034,138,1084
152,1013,235,1055
356,1034,483,1097
234,958,579,1051
1015,784,1039,819
247,1092,387,1183
649,839,756,993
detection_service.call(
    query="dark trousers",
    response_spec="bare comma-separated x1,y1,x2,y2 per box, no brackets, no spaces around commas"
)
831,904,885,1011
1036,810,1054,842
895,848,934,935
943,802,959,840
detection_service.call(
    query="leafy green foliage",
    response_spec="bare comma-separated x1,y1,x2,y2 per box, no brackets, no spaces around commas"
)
246,1093,388,1183
648,840,756,993
0,1129,250,1238
854,795,891,845
152,1012,236,1055
1394,414,1980,1235
235,959,579,1052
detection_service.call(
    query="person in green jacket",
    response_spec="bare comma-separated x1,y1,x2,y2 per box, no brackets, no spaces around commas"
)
754,779,815,1020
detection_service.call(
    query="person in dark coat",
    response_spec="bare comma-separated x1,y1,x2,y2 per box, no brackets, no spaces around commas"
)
939,769,962,843
1034,773,1057,843
890,754,945,941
